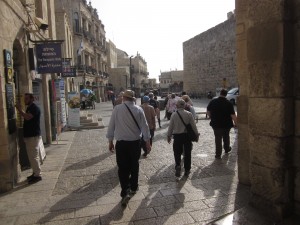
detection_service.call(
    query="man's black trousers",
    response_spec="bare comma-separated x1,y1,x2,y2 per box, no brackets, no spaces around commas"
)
116,140,141,197
173,133,193,172
213,128,231,157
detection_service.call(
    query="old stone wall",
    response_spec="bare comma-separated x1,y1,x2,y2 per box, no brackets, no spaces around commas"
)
293,0,300,216
183,16,237,96
236,0,299,219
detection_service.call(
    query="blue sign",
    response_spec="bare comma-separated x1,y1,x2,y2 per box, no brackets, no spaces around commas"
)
36,43,62,74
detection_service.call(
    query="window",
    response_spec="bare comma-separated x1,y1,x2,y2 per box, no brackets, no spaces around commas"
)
73,12,79,33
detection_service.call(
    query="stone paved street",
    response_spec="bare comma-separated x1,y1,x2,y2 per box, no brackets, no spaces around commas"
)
0,99,251,225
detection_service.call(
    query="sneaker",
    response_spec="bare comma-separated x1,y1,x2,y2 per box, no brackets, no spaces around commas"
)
175,166,181,177
121,194,131,207
225,147,232,154
28,176,42,184
27,174,34,180
215,155,221,159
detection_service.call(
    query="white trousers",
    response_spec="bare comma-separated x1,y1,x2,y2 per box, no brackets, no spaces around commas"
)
24,136,42,176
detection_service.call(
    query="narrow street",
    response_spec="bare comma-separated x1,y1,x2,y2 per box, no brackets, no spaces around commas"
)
0,99,251,225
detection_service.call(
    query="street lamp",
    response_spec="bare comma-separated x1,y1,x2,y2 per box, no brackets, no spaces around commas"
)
129,55,133,89
123,75,128,89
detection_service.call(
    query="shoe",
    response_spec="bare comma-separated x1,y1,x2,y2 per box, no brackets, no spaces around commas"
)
175,166,181,177
27,174,34,180
28,176,42,184
184,170,190,177
215,155,221,159
129,188,139,196
142,152,148,157
121,194,131,207
225,147,232,154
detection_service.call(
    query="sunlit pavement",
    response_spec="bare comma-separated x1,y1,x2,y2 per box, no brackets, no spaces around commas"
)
0,98,253,225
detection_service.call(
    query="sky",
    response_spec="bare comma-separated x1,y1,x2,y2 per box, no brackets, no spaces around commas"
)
92,0,235,80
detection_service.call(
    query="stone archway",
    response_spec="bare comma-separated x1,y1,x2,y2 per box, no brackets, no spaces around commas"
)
235,0,299,219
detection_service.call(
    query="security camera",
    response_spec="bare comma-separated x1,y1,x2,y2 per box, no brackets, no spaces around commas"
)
34,17,49,30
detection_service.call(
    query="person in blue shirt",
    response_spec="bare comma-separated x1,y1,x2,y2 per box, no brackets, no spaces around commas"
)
106,90,151,206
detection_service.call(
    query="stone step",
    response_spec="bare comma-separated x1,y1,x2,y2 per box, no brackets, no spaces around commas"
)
80,122,99,126
80,119,93,123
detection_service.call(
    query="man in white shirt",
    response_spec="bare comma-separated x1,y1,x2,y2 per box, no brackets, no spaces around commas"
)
106,90,151,206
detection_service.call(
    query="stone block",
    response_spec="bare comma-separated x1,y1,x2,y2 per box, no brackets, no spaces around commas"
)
294,138,300,167
248,62,293,98
248,98,294,137
296,62,300,97
237,95,248,125
249,134,291,169
248,0,284,24
296,100,300,136
250,164,289,202
295,170,300,202
238,124,251,185
0,127,8,146
0,108,7,129
247,23,283,62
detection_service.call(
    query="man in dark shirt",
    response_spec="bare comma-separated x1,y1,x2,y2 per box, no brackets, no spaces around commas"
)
207,89,237,159
16,93,42,183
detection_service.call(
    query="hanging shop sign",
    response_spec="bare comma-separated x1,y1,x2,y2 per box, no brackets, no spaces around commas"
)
62,58,76,77
36,43,62,74
3,50,13,83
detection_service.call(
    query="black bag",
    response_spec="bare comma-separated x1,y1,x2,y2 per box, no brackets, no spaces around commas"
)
177,111,199,142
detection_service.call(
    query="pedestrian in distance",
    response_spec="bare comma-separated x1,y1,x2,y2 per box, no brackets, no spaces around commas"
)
114,91,124,107
106,90,151,206
15,93,43,184
141,96,156,157
182,95,196,119
153,96,161,128
167,99,199,178
206,89,237,159
166,93,178,120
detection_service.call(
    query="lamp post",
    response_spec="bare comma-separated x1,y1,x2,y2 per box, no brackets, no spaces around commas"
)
123,75,128,89
129,55,133,89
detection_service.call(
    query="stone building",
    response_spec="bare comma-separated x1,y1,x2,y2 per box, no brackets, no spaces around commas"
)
116,50,148,96
60,0,109,101
236,0,300,220
0,0,57,192
107,41,129,94
54,0,75,93
183,14,237,97
159,70,184,94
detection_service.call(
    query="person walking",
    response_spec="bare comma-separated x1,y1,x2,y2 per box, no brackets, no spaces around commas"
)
114,92,124,107
106,90,151,206
15,93,42,184
207,89,237,159
154,96,161,128
167,99,199,178
141,96,156,157
166,93,178,120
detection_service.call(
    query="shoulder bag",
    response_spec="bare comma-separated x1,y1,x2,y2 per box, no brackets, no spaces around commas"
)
176,111,199,142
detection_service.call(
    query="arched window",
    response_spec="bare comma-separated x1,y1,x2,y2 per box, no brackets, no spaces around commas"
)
73,12,79,33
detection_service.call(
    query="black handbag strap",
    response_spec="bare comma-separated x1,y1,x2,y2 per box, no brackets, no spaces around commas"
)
176,111,187,128
124,103,141,131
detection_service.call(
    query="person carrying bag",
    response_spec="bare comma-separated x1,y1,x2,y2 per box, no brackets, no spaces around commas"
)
167,99,200,178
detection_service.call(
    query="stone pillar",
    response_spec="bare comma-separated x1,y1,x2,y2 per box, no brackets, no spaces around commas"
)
236,0,295,219
236,0,250,185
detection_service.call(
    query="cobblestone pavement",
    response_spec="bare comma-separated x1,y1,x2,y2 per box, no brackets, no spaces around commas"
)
0,98,250,225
